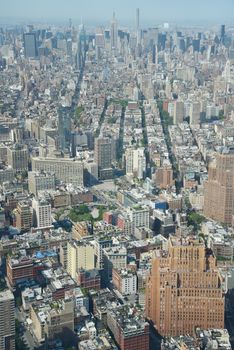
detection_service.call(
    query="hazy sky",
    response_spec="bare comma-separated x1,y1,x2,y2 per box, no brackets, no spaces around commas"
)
1,0,234,24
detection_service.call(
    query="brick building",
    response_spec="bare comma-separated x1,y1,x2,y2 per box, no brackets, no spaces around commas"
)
146,236,224,336
107,305,149,350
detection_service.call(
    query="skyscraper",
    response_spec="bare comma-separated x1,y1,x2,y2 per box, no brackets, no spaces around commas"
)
23,32,37,58
220,24,225,44
204,147,234,225
76,23,86,70
95,27,105,60
136,8,140,32
110,12,118,51
57,105,71,152
66,38,73,64
136,8,140,45
94,137,113,179
146,236,224,336
0,289,15,350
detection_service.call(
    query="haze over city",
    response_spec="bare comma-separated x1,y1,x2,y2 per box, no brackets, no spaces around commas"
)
1,0,234,24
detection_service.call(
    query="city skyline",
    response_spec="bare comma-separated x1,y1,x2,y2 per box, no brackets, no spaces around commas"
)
1,0,234,25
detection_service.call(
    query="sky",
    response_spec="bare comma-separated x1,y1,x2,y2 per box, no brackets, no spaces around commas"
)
1,0,234,25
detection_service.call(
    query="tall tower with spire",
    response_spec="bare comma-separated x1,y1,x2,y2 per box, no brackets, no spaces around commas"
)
76,21,86,70
136,8,140,32
136,8,141,50
110,11,118,51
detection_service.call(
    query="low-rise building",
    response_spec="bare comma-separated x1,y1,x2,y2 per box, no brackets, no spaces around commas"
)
30,298,74,343
107,305,149,350
112,269,137,295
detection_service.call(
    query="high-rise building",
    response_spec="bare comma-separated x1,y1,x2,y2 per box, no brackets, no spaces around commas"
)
23,32,37,58
136,8,140,46
136,8,140,32
125,148,146,180
67,240,95,279
190,101,201,125
153,164,174,189
127,205,150,229
83,160,98,186
220,24,225,43
76,23,86,70
66,38,73,64
204,147,234,225
0,169,14,185
94,137,113,179
146,236,224,336
95,28,105,48
70,131,88,157
95,28,105,60
95,27,105,60
0,289,15,350
58,105,71,152
110,12,118,51
28,171,56,196
192,38,200,52
94,236,113,269
32,198,52,229
7,144,28,172
103,246,127,281
173,101,184,124
32,157,83,186
14,201,32,232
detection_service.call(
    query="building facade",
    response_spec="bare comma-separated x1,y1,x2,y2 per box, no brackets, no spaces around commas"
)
154,165,174,189
94,137,113,179
125,147,146,180
112,269,137,295
32,198,52,229
146,236,224,336
0,289,15,350
14,201,32,232
28,171,56,195
7,144,28,172
67,241,95,279
173,101,184,124
32,157,83,186
204,147,234,225
31,299,74,343
107,306,149,350
23,32,37,58
128,206,150,229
